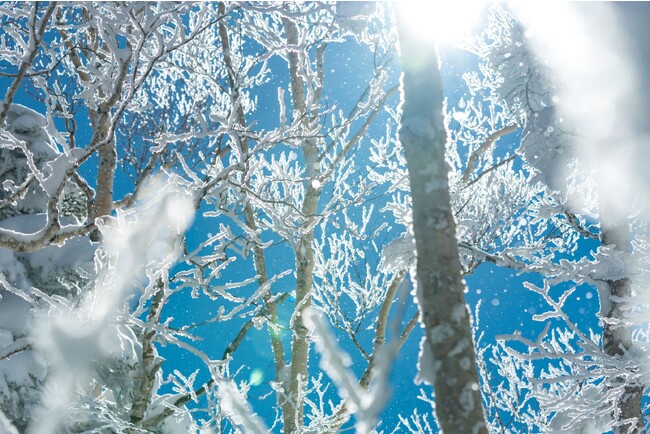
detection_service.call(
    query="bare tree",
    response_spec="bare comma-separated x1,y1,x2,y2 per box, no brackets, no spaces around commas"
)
395,6,488,434
4,2,650,433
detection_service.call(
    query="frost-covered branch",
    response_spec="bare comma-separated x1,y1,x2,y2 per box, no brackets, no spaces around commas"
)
0,2,57,126
461,124,517,183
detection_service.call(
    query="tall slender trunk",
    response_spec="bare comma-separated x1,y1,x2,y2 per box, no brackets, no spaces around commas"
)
396,9,488,434
215,2,286,407
599,180,642,432
596,5,649,431
94,137,117,218
281,16,322,433
129,281,165,432
88,114,116,242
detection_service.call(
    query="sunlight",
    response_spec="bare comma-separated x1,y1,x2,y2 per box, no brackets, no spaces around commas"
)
397,0,489,44
513,2,641,217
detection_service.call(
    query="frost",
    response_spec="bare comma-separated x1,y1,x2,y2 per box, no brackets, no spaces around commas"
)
459,382,475,414
0,410,18,434
452,111,467,123
429,324,454,344
2,105,57,156
416,336,439,386
519,105,572,195
304,308,393,433
218,381,268,434
380,231,415,273
29,179,193,434
305,309,360,408
0,2,645,432
590,244,628,282
451,303,467,324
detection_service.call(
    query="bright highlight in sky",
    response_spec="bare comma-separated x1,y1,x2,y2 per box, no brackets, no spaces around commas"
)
249,368,264,386
397,0,489,44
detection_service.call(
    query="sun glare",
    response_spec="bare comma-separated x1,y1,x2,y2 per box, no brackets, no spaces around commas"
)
397,0,489,44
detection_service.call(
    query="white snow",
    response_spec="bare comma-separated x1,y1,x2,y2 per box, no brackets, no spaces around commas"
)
0,409,18,434
304,307,393,433
459,382,475,414
380,231,415,273
147,394,195,434
415,336,437,386
218,381,268,434
2,105,57,156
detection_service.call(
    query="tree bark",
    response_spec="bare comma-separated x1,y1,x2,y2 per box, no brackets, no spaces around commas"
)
396,9,488,434
215,2,286,408
593,5,650,430
599,176,642,433
281,15,322,433
129,281,165,431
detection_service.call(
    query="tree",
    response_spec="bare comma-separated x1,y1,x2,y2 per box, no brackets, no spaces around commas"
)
463,4,650,432
1,2,649,434
0,2,414,432
395,6,487,434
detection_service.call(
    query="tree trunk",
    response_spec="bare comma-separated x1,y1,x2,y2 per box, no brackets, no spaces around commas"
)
215,2,286,410
396,9,488,434
593,4,650,430
599,174,642,433
281,16,322,433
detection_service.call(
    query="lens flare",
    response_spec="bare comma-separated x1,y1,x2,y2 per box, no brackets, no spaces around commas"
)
396,0,489,44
